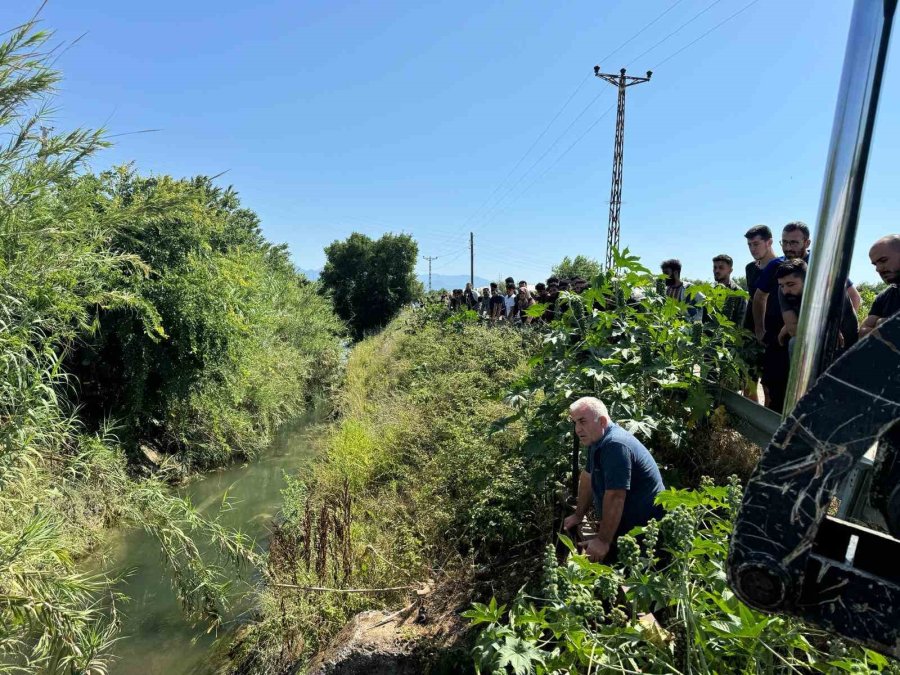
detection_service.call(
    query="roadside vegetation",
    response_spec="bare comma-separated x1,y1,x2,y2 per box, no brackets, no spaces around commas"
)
228,310,537,670
0,20,342,673
238,249,894,673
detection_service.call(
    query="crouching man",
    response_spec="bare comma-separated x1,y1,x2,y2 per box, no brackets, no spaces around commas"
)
563,397,665,563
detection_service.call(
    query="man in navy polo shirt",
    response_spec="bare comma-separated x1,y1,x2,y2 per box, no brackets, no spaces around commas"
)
563,397,665,563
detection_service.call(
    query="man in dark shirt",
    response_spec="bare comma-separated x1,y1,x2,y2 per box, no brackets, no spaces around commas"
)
488,282,504,322
742,225,777,403
564,397,665,563
775,259,858,357
712,254,747,325
861,234,900,338
743,225,777,330
751,221,860,412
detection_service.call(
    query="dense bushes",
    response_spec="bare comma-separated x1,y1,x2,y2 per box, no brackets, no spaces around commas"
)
506,248,754,489
229,312,538,671
0,20,341,673
64,169,344,466
468,480,894,674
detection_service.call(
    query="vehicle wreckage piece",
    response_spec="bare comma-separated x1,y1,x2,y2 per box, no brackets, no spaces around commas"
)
728,312,900,656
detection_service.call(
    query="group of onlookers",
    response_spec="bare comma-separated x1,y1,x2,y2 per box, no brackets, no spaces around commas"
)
443,276,591,325
439,227,900,414
741,225,900,412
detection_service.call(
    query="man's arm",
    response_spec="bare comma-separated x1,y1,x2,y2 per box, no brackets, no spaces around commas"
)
752,289,768,342
859,314,881,339
847,285,862,313
780,309,798,344
584,490,626,562
564,471,592,530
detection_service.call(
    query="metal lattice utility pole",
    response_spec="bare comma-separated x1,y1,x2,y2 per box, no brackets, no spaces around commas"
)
469,232,474,287
423,255,438,292
593,66,651,271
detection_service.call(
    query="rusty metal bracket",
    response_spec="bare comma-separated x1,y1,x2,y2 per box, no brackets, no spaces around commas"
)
727,313,900,656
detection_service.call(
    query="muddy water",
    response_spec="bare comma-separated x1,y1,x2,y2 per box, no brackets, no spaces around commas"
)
102,415,318,674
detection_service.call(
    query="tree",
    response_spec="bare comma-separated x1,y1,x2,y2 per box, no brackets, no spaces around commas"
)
551,255,601,280
320,232,422,338
856,280,888,319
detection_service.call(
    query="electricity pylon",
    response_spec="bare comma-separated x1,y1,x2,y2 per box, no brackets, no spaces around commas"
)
594,66,651,270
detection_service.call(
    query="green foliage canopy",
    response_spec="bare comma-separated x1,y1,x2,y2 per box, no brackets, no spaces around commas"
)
0,17,342,672
551,254,602,280
319,232,422,338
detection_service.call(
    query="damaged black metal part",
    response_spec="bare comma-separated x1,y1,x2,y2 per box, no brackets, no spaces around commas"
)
728,313,900,656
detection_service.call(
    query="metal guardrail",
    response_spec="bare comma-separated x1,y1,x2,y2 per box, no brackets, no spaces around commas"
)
717,386,878,523
716,387,780,448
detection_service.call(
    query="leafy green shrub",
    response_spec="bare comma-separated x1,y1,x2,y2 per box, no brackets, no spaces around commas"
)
320,232,422,339
466,479,895,674
63,169,344,467
0,18,330,672
857,281,888,320
506,248,751,488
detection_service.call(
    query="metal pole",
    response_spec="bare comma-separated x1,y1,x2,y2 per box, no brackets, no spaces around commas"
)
594,67,651,271
784,0,897,414
470,232,474,288
423,255,438,292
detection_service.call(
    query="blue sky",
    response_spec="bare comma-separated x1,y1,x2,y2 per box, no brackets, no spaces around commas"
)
5,1,898,284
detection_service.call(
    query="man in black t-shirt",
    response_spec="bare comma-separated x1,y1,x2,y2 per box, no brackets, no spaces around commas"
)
861,234,900,338
776,259,858,359
742,225,777,403
488,282,505,322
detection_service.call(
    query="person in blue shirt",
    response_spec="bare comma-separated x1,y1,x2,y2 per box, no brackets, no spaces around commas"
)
563,397,665,563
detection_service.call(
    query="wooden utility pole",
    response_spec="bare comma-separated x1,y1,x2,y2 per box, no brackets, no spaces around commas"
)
594,66,651,271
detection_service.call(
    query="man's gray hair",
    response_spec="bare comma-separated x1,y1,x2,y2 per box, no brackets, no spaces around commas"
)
569,396,609,422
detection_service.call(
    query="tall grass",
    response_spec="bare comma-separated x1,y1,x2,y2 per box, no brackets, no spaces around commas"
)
228,311,538,672
0,17,342,672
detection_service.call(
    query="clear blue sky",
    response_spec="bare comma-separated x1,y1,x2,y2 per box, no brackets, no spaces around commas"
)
5,1,898,284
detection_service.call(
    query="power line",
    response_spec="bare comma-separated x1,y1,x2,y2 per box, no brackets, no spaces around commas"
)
449,0,765,259
471,1,765,233
599,0,691,64
449,0,701,242
626,0,727,67
651,0,764,70
472,89,609,233
451,76,593,236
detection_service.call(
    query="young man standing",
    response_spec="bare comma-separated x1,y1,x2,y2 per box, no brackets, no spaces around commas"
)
564,397,665,564
503,283,517,321
488,282,504,322
860,234,900,338
712,254,747,326
742,225,777,403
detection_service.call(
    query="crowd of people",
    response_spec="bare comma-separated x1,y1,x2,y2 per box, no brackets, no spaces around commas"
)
442,276,592,325
742,226,899,413
439,226,900,414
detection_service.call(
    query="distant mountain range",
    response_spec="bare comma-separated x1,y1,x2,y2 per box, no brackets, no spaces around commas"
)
420,274,493,290
299,268,492,291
